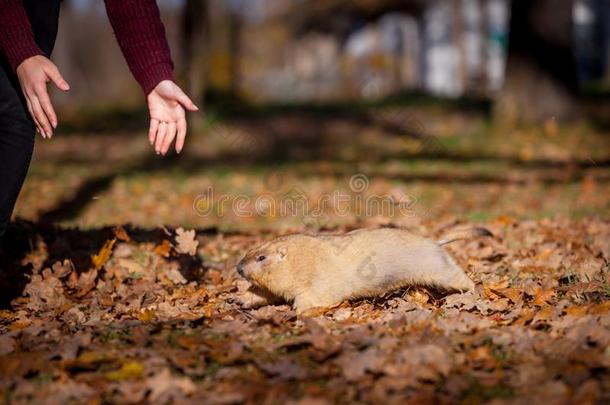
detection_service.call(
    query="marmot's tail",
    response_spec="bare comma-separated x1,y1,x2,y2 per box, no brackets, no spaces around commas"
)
436,227,493,246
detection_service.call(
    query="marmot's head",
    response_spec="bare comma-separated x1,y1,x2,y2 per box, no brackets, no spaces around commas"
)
236,235,317,300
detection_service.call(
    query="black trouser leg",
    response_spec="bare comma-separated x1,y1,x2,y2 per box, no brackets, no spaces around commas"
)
0,0,61,239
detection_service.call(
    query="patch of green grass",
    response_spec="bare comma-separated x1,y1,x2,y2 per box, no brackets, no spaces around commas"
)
461,378,515,402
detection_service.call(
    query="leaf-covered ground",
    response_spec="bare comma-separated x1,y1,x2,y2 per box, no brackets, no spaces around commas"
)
1,106,610,403
1,219,609,403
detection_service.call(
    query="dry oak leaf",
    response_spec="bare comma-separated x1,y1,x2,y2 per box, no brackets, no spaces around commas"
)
75,268,98,297
51,260,73,278
113,225,131,242
175,228,199,256
165,266,188,285
532,287,556,306
92,238,116,270
146,368,196,402
495,287,523,304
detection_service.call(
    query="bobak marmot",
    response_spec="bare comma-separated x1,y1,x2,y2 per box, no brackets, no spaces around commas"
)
237,227,492,313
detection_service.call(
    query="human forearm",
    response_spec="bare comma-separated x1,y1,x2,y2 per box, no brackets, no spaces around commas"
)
0,0,43,70
104,0,174,95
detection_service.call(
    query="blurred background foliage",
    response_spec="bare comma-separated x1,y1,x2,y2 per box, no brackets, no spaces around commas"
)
53,0,610,125
16,0,610,230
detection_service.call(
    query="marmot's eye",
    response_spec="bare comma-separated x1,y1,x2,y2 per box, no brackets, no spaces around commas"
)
256,255,267,262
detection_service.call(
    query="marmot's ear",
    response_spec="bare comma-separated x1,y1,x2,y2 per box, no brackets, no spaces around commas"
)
278,247,287,259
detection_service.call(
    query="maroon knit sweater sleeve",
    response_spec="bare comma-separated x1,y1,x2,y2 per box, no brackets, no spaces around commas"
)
0,0,44,70
105,0,175,95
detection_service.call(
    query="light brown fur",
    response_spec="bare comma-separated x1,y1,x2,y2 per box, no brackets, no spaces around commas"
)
237,227,489,313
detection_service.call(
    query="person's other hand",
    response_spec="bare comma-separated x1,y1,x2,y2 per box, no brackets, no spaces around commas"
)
147,80,198,155
16,55,70,138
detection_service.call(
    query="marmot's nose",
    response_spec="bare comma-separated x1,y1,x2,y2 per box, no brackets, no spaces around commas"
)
236,260,245,277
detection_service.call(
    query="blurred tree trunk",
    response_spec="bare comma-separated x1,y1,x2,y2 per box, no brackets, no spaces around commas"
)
477,0,489,94
452,0,467,94
495,0,579,125
227,9,243,98
181,0,209,108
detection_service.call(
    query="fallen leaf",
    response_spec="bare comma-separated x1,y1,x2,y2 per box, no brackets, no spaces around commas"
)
155,240,172,257
113,225,131,242
175,228,199,256
146,368,196,402
533,288,556,306
106,361,144,381
92,238,116,270
138,308,156,323
51,260,73,278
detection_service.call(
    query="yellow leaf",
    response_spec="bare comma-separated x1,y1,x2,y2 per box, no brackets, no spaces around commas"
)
203,303,216,318
92,238,116,270
408,289,429,305
138,309,156,323
106,361,144,381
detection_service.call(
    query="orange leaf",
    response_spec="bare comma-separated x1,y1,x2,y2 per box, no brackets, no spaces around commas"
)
207,269,223,286
154,240,172,257
113,226,131,242
532,305,553,323
92,238,116,270
483,285,500,300
495,288,523,303
536,248,553,262
469,346,492,362
495,215,514,226
533,288,555,306
590,301,610,315
565,305,589,317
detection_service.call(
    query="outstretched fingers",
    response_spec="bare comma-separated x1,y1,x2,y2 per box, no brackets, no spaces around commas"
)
155,122,167,155
175,88,198,112
37,87,57,129
29,94,52,138
176,118,187,154
149,119,159,145
160,122,176,155
45,64,70,91
25,98,44,138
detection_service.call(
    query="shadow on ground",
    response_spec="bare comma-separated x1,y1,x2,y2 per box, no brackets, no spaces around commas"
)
0,220,213,309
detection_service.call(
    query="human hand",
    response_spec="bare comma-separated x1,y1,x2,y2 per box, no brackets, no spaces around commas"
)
16,55,70,138
147,80,198,155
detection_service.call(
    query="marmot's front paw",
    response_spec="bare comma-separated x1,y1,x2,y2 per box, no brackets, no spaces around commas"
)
235,279,275,309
